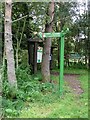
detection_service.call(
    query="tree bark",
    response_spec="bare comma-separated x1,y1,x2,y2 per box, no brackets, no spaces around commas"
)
55,22,60,69
57,19,64,69
41,1,54,82
4,0,17,88
88,0,90,69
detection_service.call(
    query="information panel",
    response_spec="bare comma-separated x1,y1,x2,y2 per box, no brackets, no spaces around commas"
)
37,47,43,63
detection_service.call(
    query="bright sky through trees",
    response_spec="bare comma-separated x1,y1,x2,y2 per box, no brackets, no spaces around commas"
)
78,0,88,15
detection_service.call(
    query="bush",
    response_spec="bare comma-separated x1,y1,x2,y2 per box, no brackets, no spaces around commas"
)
2,64,55,117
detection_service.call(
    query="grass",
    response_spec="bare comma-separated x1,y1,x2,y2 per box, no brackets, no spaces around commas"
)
19,68,88,118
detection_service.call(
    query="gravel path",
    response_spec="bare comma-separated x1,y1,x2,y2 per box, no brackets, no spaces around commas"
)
51,71,84,95
64,74,83,95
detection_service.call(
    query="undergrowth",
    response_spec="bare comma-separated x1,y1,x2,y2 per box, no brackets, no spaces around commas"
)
2,66,88,118
2,65,56,117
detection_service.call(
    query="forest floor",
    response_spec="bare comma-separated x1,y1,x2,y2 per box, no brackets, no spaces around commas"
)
19,68,88,118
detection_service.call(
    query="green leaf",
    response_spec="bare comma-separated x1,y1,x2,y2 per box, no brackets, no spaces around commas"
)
5,109,13,113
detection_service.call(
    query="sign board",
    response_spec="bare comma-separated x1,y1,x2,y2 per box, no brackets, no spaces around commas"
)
70,53,81,59
37,47,43,63
38,32,62,38
38,28,69,38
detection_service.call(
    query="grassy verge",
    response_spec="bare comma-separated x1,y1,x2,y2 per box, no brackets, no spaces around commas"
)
19,68,88,118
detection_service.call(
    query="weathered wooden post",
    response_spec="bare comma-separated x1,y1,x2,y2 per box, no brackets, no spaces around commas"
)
28,38,42,74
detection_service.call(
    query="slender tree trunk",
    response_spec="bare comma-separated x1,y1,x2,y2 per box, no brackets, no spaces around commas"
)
22,3,34,73
16,40,19,69
55,23,60,69
41,1,54,82
55,18,65,69
4,0,17,88
88,0,90,69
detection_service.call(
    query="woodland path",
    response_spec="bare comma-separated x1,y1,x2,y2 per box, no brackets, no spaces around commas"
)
51,71,84,95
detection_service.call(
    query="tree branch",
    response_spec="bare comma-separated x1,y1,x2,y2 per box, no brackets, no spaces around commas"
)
12,15,28,23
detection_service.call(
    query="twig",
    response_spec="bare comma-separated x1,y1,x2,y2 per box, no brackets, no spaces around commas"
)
12,15,28,23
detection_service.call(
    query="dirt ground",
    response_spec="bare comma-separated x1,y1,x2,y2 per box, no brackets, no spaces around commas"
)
51,71,84,95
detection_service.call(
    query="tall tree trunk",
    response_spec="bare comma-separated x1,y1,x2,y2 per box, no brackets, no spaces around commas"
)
4,0,17,88
41,1,54,82
22,3,34,73
55,22,60,69
88,0,90,69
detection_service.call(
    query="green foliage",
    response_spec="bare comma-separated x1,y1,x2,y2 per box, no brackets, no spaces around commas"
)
2,98,20,117
16,65,31,82
2,65,30,117
19,69,88,118
65,62,87,69
2,65,56,117
2,1,88,118
2,67,88,118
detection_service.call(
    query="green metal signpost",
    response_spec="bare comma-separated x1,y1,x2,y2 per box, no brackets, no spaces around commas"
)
38,28,69,95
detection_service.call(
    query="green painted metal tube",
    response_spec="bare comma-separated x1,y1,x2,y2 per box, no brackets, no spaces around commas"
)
59,36,65,95
38,32,62,38
38,28,69,95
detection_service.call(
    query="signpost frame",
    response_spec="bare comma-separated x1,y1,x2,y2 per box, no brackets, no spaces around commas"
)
38,29,69,95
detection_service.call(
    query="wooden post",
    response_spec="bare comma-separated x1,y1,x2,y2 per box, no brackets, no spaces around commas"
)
50,47,53,70
27,41,31,65
33,42,37,74
28,42,34,73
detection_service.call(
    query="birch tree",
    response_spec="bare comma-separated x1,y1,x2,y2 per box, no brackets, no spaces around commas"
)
4,0,17,88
